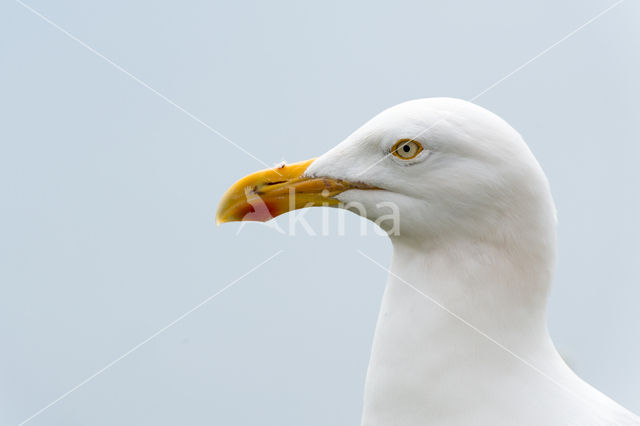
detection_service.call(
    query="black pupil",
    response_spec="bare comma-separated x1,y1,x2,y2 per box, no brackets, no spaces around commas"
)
402,144,411,153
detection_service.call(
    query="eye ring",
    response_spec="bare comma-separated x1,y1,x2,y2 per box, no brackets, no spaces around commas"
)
391,139,423,160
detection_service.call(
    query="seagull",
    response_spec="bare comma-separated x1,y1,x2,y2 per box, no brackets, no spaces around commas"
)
216,98,640,426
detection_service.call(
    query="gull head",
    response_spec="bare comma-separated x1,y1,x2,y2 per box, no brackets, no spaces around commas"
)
217,98,556,247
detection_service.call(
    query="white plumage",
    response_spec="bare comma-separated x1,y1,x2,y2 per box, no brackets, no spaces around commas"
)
303,98,640,426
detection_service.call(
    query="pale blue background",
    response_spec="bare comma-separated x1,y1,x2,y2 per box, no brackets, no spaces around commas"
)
1,0,639,424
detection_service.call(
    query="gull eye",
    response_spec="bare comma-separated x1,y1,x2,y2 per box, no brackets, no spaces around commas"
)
391,139,423,160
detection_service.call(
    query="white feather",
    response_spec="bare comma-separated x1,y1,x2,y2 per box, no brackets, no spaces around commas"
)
306,98,640,426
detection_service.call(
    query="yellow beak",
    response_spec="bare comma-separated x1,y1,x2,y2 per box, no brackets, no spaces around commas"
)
216,158,377,224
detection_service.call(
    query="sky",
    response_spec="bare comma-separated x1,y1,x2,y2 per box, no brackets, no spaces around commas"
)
1,0,639,424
